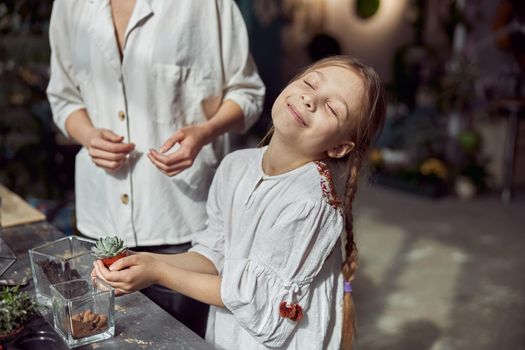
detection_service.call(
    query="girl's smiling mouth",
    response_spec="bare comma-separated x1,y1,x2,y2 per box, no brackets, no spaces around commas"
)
286,103,307,127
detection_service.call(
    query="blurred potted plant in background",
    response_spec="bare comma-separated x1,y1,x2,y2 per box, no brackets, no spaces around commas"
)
370,149,450,198
440,51,490,200
438,0,491,200
0,285,37,342
440,54,478,154
370,0,452,198
453,130,489,200
370,87,451,198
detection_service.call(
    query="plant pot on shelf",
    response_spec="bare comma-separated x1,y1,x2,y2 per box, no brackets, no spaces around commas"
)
455,175,477,200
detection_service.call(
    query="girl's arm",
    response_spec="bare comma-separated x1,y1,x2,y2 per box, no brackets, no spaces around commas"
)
93,252,224,307
138,251,219,275
156,262,224,307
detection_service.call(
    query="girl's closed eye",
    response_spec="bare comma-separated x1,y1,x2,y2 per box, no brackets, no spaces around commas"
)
326,103,338,117
304,79,314,89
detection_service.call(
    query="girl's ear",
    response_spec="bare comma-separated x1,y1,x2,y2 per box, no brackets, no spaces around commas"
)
327,141,355,159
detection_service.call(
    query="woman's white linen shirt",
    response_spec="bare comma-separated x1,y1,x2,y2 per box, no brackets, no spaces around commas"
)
46,0,265,246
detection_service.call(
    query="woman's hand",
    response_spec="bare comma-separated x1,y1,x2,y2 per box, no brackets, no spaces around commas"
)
85,128,135,172
148,123,212,177
92,253,161,296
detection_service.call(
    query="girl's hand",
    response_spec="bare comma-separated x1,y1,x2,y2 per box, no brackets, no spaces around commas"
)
92,253,161,296
148,124,212,177
85,128,135,172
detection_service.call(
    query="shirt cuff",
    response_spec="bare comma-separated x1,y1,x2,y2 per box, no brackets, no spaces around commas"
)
189,244,224,273
224,91,262,133
220,258,290,347
53,103,86,138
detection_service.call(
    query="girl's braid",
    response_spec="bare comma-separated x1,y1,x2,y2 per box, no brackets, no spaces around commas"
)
340,150,363,349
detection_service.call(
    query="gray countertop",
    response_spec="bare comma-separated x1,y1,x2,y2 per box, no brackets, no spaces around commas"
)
1,222,214,350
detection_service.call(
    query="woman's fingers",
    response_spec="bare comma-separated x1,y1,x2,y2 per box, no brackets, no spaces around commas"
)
100,129,125,143
147,125,209,176
149,147,191,167
90,137,135,154
159,130,185,153
90,157,124,172
147,151,171,171
147,152,192,175
88,147,128,161
85,129,134,171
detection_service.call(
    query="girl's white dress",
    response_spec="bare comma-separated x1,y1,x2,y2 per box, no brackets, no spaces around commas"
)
190,147,345,349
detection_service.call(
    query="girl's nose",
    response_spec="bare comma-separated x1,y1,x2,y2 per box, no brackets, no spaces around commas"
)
301,94,315,111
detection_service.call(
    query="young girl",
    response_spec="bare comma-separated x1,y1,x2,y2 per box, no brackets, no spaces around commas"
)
93,55,386,349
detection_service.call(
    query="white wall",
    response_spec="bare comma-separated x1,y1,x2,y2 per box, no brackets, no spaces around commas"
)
281,0,414,82
324,0,413,82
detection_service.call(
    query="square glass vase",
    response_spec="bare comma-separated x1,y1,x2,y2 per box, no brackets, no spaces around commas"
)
0,236,16,277
50,277,115,348
29,236,95,307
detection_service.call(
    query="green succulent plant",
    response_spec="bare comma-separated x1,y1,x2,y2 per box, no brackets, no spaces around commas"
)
0,285,36,336
91,236,128,259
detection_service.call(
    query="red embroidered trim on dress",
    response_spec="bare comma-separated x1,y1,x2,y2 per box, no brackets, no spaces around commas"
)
279,301,303,321
314,161,342,209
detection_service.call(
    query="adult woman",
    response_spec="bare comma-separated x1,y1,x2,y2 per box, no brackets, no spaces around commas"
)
47,0,264,336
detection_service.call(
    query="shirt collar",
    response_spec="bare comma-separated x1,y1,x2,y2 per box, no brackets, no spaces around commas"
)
127,0,154,34
90,0,154,28
88,0,154,72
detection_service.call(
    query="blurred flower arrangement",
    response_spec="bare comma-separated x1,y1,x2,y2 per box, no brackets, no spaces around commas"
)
369,147,450,198
420,158,449,180
369,112,489,199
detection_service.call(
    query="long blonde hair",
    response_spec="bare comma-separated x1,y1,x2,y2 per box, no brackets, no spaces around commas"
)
312,56,386,350
261,55,386,349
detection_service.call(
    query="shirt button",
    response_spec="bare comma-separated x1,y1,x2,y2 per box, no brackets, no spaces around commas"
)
120,194,129,205
118,110,126,121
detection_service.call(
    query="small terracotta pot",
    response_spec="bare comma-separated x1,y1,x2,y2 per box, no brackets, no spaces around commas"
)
101,250,128,268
